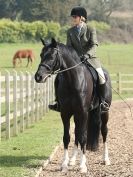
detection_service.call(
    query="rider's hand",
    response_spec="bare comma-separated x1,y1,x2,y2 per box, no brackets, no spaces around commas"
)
80,55,85,62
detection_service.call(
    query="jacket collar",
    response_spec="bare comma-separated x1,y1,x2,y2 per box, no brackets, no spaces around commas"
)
79,22,87,37
72,23,87,38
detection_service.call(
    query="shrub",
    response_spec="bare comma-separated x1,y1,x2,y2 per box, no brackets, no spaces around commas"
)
59,25,70,43
33,21,48,41
88,20,111,33
0,19,48,42
46,21,61,39
0,19,20,42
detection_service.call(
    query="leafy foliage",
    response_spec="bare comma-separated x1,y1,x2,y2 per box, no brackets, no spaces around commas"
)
88,21,111,32
0,19,48,42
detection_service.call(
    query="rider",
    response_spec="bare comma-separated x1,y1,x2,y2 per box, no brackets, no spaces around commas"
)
49,6,109,112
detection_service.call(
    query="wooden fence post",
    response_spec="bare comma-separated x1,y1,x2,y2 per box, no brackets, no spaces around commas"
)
43,83,46,115
47,79,49,112
13,70,18,136
39,84,42,119
31,73,35,124
5,70,10,139
117,72,122,94
52,76,55,102
26,72,30,128
40,83,44,119
38,84,41,120
35,82,39,121
20,72,24,132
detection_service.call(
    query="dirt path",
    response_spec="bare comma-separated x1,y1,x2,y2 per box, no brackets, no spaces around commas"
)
39,101,133,177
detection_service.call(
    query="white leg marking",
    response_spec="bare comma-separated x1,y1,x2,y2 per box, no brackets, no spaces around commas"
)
61,149,69,172
69,145,78,166
103,142,110,165
80,151,87,173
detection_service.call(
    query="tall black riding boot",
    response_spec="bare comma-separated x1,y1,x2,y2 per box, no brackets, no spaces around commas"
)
99,84,109,112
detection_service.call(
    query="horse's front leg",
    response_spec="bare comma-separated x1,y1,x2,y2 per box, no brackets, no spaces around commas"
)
78,111,88,173
69,144,78,166
101,112,110,165
61,112,71,172
30,58,33,67
26,58,30,67
18,58,22,67
69,116,79,166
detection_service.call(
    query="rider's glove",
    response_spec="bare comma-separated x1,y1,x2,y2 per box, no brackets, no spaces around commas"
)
80,55,85,62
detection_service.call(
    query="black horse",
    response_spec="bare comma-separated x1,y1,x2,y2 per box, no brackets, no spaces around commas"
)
35,38,112,173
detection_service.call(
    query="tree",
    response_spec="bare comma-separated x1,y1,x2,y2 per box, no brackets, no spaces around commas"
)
2,0,131,23
0,0,18,19
83,0,122,22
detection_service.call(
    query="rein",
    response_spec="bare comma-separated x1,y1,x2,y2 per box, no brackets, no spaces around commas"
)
52,48,85,75
40,47,85,77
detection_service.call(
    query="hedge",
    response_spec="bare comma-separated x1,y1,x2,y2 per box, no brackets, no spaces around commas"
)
0,19,111,43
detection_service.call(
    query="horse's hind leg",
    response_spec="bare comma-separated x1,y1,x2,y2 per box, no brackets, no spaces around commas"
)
61,112,71,172
29,57,32,67
101,112,110,165
26,58,30,67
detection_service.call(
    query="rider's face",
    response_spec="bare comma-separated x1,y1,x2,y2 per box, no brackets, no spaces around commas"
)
71,15,81,26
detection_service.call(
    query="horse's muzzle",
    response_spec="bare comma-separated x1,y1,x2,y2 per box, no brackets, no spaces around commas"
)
34,73,43,83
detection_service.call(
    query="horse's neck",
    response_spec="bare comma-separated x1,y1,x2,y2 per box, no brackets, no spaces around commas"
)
62,55,84,86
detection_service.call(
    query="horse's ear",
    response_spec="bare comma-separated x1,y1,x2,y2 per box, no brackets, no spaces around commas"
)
51,38,57,48
40,38,45,46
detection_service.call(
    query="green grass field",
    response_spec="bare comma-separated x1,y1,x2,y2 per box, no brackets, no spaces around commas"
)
0,43,133,73
0,111,63,177
97,43,133,73
0,43,42,73
0,43,133,177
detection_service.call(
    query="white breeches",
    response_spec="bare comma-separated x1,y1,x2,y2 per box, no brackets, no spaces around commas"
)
96,67,106,84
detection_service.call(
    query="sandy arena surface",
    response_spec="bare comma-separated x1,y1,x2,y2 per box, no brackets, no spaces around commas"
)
38,101,133,177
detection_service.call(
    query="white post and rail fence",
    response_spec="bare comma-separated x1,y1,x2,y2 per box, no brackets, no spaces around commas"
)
0,71,133,141
0,71,55,141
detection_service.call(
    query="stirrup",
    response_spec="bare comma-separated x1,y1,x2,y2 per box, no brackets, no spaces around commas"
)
48,103,60,112
100,102,109,112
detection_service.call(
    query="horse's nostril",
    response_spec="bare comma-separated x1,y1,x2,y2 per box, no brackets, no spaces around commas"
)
35,73,42,82
39,75,42,80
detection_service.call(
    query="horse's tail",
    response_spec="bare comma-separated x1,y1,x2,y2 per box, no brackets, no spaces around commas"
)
86,106,101,151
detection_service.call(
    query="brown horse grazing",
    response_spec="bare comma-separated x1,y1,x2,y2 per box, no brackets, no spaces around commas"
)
13,49,35,68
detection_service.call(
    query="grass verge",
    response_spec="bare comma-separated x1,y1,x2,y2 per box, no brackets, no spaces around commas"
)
0,111,63,177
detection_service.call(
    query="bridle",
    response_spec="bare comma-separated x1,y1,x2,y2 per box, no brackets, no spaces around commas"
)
39,47,84,79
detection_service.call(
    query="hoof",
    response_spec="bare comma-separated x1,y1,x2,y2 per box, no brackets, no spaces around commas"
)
61,166,68,173
80,166,87,174
103,159,111,165
69,158,76,166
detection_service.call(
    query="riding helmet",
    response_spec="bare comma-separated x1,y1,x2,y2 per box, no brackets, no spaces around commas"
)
70,6,87,20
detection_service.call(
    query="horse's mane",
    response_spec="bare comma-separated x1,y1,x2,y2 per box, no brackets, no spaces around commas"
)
58,43,81,63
